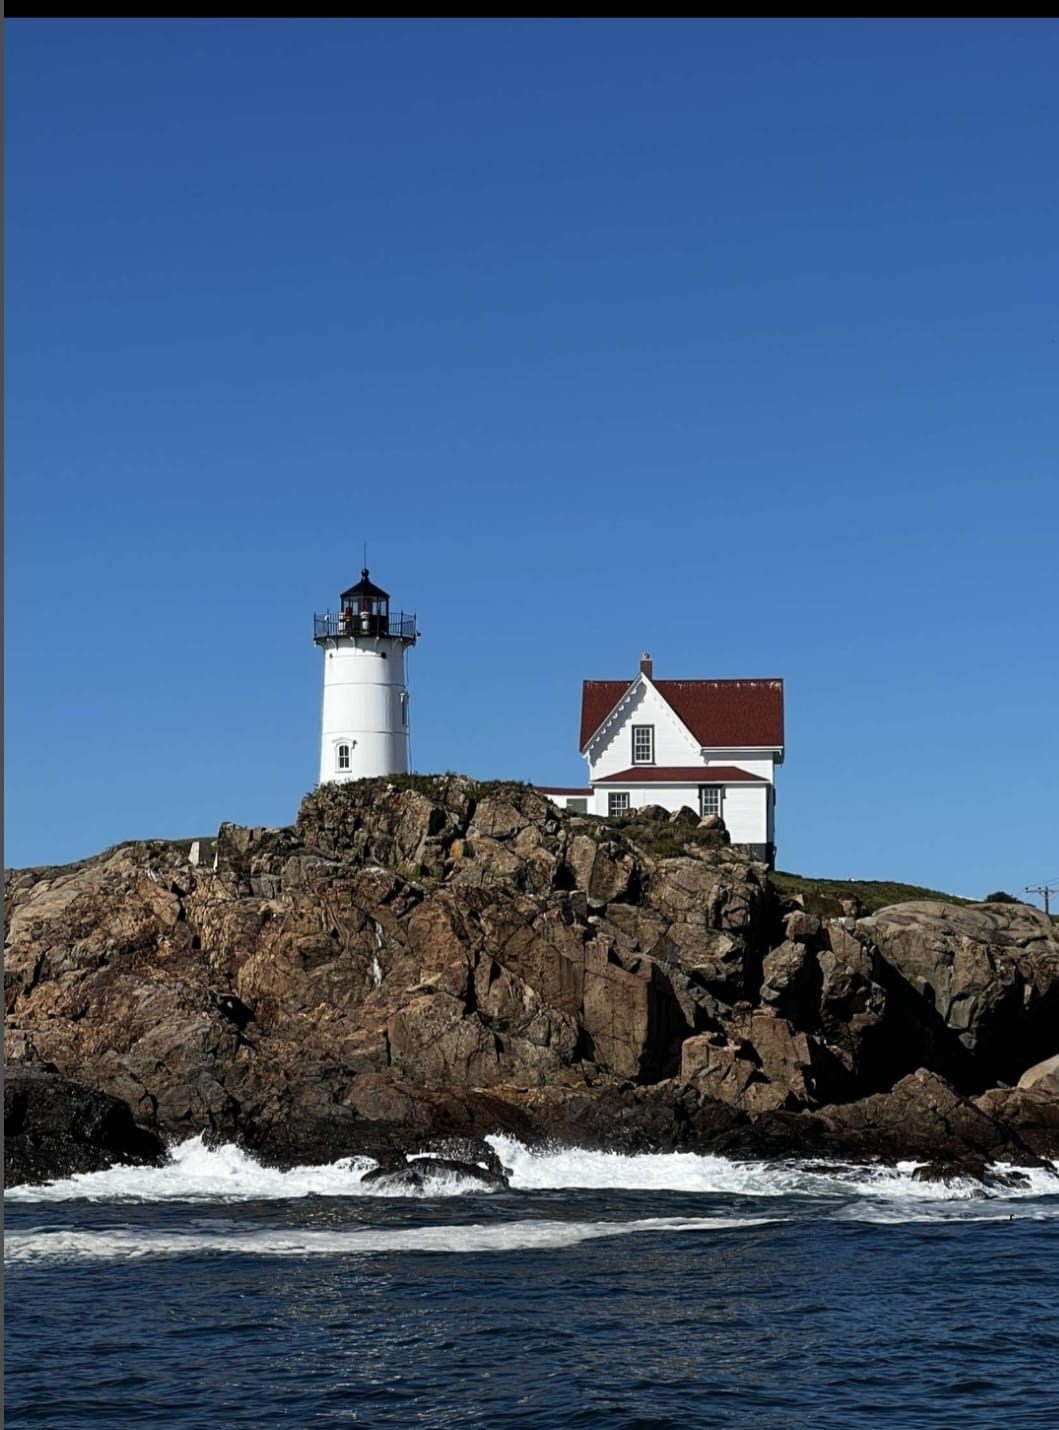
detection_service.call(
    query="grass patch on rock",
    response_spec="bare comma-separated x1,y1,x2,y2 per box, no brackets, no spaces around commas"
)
769,870,975,916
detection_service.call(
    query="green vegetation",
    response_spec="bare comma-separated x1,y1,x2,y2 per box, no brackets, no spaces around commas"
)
769,870,974,916
370,773,534,801
366,772,464,798
475,779,535,798
609,820,730,861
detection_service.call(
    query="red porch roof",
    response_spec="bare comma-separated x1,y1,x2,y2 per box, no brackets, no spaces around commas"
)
594,765,768,784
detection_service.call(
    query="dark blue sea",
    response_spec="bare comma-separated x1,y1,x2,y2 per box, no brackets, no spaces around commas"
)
6,1137,1059,1429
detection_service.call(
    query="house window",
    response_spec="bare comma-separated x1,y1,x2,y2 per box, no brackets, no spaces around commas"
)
566,798,588,814
337,744,351,771
699,786,721,818
608,792,631,817
632,725,654,764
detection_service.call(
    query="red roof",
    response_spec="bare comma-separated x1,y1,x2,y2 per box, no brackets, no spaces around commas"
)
580,678,784,751
595,765,768,785
534,786,592,796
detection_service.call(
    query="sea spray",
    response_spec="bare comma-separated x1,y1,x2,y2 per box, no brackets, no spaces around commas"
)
485,1135,1059,1202
7,1134,1058,1207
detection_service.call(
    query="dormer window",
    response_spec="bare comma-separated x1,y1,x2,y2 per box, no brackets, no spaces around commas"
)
632,725,654,764
336,744,351,771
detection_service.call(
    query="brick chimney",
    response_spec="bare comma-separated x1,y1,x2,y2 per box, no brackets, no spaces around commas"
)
639,651,653,679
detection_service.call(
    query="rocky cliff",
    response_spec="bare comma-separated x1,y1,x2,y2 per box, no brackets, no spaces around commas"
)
6,777,1059,1184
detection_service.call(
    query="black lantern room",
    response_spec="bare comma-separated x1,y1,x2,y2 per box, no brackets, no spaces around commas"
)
339,569,390,636
313,568,417,645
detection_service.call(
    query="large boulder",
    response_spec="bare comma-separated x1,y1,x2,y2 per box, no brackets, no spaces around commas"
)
1017,1052,1059,1096
564,834,636,909
4,1066,165,1187
759,939,820,1025
806,1068,1037,1165
972,1085,1059,1159
858,902,1059,1085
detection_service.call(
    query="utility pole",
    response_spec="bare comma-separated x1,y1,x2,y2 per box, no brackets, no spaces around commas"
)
1024,883,1058,916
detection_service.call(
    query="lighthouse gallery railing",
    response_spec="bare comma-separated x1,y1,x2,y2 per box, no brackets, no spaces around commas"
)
313,612,417,641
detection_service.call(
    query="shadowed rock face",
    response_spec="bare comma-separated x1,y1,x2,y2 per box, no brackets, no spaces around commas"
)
5,777,1058,1182
4,1068,165,1185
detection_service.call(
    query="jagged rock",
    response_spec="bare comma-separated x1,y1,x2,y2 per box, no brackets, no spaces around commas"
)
807,1069,1037,1164
858,901,1059,1084
908,1160,1033,1188
3,1028,54,1068
469,789,554,842
636,804,670,823
815,923,889,1073
579,940,683,1080
4,1066,165,1187
361,1153,509,1193
5,777,1056,1174
643,854,763,933
681,1011,814,1113
649,921,749,998
795,889,848,919
565,835,636,909
388,992,503,1085
973,1086,1059,1159
1017,1052,1059,1096
760,940,820,1024
417,1134,510,1178
783,910,821,944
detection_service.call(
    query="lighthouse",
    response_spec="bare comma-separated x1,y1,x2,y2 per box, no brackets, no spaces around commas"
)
313,569,418,784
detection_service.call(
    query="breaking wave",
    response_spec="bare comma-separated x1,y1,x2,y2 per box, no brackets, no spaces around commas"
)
6,1133,1058,1208
486,1136,1059,1203
3,1136,483,1204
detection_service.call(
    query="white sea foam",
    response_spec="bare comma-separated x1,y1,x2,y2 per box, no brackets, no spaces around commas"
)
836,1200,1059,1225
3,1136,471,1204
7,1133,1058,1207
487,1137,1059,1203
5,1215,776,1264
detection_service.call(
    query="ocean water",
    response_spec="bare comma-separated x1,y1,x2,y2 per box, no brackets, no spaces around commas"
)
6,1138,1059,1429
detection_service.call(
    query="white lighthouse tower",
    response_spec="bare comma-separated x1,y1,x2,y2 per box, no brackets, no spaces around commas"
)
313,568,418,784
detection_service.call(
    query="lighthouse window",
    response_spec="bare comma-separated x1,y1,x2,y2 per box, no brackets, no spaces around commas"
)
401,693,408,728
336,744,351,771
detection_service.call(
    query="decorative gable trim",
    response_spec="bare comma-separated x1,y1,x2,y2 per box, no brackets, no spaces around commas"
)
585,676,706,785
581,676,642,756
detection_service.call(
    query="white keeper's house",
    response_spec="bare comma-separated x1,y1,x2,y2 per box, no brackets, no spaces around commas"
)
537,655,784,865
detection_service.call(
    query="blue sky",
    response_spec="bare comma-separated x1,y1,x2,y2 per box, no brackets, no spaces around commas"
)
6,19,1058,902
